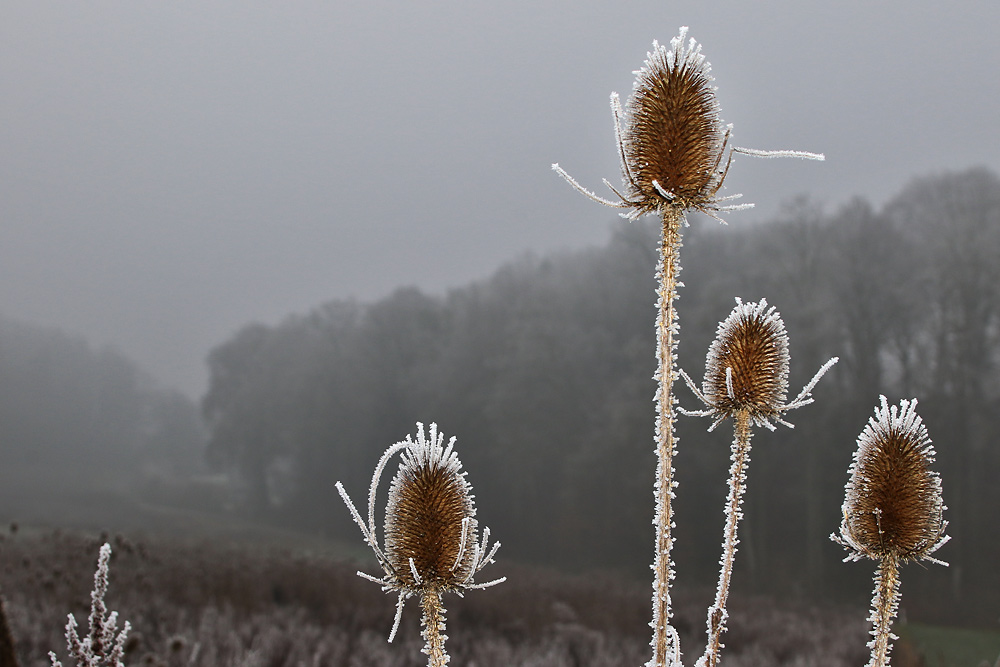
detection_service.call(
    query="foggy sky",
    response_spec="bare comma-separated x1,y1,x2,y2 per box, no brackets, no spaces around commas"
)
2,1,998,398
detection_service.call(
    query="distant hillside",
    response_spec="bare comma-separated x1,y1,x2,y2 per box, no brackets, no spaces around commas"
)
0,316,207,525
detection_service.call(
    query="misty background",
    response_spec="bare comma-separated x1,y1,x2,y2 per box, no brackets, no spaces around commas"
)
3,2,1000,396
2,0,1000,630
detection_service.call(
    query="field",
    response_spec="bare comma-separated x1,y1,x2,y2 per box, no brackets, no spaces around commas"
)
898,623,1000,667
0,523,881,667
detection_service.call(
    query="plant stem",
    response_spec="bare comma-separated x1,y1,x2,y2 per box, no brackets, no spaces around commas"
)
420,590,449,667
650,207,684,667
700,408,754,667
868,554,901,667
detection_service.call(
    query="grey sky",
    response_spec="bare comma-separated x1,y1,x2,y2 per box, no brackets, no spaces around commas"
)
2,2,998,398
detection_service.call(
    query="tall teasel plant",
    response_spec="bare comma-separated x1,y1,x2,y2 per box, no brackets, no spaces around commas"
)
679,298,837,667
833,397,949,667
554,27,823,667
336,422,504,667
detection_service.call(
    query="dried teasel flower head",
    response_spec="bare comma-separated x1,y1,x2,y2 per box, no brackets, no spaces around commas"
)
385,428,480,591
336,423,504,642
681,298,838,431
834,396,949,565
553,27,823,222
621,28,728,216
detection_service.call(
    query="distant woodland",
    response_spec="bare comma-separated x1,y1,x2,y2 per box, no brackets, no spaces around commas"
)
202,167,1000,624
2,167,997,626
0,316,205,522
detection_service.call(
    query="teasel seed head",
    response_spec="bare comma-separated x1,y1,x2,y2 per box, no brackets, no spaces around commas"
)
552,27,823,223
680,298,838,431
704,297,789,421
621,28,728,216
336,423,505,643
835,396,949,565
385,431,478,591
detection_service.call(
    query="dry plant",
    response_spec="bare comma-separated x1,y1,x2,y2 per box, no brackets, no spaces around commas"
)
336,422,504,666
679,298,837,667
554,27,822,667
0,592,19,667
833,396,949,667
48,543,130,667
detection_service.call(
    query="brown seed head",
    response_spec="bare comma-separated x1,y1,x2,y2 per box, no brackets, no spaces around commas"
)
837,396,948,564
385,431,478,592
702,298,789,424
622,28,729,215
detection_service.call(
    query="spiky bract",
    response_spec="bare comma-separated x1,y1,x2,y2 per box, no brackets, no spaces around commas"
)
386,432,478,591
703,297,789,423
836,396,948,564
622,28,729,216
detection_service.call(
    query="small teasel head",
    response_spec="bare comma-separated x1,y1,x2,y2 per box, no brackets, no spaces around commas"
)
834,396,949,565
553,27,823,222
384,429,479,591
336,423,504,642
680,298,838,430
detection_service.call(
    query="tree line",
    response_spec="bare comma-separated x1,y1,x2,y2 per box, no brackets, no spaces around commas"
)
0,317,205,509
203,167,1000,624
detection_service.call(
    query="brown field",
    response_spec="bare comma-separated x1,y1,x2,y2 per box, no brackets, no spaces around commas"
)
0,525,873,666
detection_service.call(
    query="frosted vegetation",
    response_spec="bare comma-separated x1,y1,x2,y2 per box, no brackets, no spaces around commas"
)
1,25,997,667
4,164,996,664
192,166,1000,627
7,530,868,666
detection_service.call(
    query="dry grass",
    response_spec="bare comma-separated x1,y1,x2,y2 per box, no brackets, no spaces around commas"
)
1,527,867,666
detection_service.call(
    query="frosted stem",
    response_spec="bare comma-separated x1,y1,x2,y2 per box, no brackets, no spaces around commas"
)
421,591,449,667
649,207,684,667
867,555,901,667
699,409,754,667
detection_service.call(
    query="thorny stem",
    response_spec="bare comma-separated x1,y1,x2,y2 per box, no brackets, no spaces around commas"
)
650,207,684,667
421,591,449,667
700,409,754,667
868,555,901,667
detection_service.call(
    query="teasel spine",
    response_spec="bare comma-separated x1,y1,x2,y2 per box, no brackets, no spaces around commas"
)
867,553,901,667
697,408,753,667
421,592,448,666
649,206,684,667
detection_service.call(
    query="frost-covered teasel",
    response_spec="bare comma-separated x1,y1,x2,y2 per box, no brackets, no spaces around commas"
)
552,27,823,222
336,423,504,666
834,396,949,565
553,28,823,667
680,298,838,431
832,396,949,667
677,298,836,667
49,543,131,667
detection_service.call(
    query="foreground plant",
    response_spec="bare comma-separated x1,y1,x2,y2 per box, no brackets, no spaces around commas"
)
49,543,130,667
833,396,949,667
554,27,822,667
679,298,837,667
336,422,504,666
